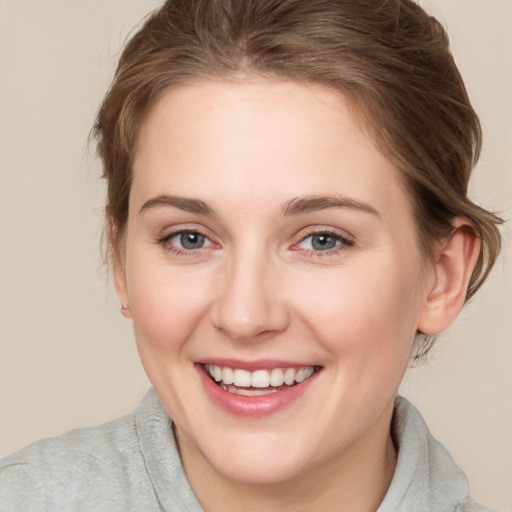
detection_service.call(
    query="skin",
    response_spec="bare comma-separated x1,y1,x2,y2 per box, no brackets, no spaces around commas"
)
114,79,479,511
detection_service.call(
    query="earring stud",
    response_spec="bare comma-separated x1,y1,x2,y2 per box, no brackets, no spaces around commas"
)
121,303,129,310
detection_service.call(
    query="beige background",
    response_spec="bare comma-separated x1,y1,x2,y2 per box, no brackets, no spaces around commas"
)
0,0,511,508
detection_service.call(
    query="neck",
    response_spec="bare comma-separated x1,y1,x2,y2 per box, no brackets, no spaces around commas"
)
177,401,398,512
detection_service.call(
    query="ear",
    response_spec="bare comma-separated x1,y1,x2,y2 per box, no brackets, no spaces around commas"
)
418,218,480,335
108,220,132,319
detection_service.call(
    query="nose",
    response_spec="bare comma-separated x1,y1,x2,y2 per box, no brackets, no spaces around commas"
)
211,251,290,343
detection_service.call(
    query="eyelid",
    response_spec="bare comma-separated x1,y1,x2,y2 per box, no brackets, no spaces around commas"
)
169,230,213,248
155,224,354,257
291,227,355,253
156,225,220,255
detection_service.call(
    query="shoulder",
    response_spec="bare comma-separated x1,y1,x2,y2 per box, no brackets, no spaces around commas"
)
0,389,199,511
455,500,508,512
0,409,156,511
380,397,506,512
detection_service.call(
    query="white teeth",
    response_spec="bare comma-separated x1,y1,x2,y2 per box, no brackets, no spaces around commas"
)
222,367,234,385
251,370,270,388
295,367,306,383
295,367,314,383
284,368,295,385
205,364,317,390
212,365,222,382
233,369,252,387
222,384,281,396
269,368,285,387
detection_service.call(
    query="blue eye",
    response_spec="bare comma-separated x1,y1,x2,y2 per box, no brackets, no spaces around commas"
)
298,232,352,252
165,231,212,250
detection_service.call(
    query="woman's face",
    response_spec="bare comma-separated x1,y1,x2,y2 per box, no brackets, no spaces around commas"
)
118,80,434,484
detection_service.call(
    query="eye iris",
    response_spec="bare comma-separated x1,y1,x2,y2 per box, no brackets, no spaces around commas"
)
180,232,205,249
312,234,337,250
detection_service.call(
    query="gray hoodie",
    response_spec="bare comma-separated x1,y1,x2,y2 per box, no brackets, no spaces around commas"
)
0,389,499,511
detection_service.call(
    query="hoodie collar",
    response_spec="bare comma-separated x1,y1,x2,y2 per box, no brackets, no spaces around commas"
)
136,389,470,512
378,396,470,512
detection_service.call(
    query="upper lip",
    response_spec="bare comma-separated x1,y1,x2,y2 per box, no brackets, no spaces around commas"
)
197,358,320,371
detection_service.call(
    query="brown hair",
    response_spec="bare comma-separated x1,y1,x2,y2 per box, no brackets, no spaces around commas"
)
93,0,503,357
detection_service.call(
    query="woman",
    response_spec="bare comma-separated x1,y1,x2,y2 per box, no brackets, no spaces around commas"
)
0,0,506,510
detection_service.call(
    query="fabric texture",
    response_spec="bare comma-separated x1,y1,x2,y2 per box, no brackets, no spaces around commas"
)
0,389,499,511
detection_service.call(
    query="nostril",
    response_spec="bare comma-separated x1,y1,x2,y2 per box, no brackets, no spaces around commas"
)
211,296,290,342
209,262,290,341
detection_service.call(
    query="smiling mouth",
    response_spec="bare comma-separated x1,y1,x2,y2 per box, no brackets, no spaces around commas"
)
203,364,321,396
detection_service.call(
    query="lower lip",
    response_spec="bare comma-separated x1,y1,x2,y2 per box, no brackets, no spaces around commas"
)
196,364,319,417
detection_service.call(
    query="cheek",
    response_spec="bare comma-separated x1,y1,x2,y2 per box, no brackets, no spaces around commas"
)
125,256,213,353
292,257,424,359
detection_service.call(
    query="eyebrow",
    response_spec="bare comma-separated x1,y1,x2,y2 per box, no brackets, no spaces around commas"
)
282,195,380,217
139,193,380,218
140,195,214,215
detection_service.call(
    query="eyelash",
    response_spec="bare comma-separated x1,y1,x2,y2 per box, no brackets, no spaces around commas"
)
156,229,354,258
157,229,213,257
293,230,354,259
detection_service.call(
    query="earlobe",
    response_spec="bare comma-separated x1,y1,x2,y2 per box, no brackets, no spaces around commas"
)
114,261,131,319
418,219,480,335
108,220,132,319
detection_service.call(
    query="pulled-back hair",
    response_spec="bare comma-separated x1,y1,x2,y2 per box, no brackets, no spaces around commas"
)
93,0,503,358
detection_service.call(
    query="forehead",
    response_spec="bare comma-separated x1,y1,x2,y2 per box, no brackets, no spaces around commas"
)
131,79,411,220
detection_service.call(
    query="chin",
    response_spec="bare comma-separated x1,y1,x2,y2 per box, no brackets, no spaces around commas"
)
179,423,317,485
209,448,312,485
